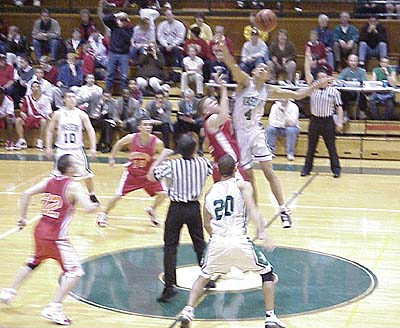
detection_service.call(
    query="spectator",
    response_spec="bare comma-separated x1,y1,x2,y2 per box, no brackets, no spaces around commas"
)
115,88,144,132
332,12,359,71
80,44,96,78
14,81,52,150
305,30,330,70
173,89,203,154
0,54,14,90
136,42,170,95
358,16,387,69
129,17,155,64
188,13,213,42
181,45,204,97
156,9,186,67
79,9,97,42
184,27,210,62
240,27,269,75
0,87,15,150
39,55,58,85
5,26,29,66
315,14,335,70
26,67,53,99
209,26,234,61
87,29,109,72
369,57,397,120
146,91,173,148
128,79,143,104
265,98,300,161
100,1,134,91
301,47,333,80
9,56,34,108
209,47,232,83
64,28,85,58
267,29,297,83
75,74,103,116
32,9,61,62
243,12,269,42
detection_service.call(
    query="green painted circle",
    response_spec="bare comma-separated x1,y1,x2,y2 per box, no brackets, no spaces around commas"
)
71,244,377,320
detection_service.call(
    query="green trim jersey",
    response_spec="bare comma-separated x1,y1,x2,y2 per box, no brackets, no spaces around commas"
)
55,108,84,150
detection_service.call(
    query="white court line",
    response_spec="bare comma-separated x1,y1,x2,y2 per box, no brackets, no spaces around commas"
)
0,215,41,240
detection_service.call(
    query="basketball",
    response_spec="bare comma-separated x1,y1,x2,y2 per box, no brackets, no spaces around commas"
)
255,9,278,33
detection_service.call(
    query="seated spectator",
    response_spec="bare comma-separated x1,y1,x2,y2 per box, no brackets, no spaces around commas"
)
209,26,234,61
209,47,232,83
65,28,85,58
267,29,296,83
188,13,213,42
301,47,333,79
9,56,34,108
26,67,53,99
265,98,300,161
80,44,96,78
115,88,144,132
0,54,14,91
332,12,359,71
386,1,400,19
338,54,367,119
75,74,103,115
136,42,170,95
129,17,155,64
87,29,109,72
358,16,387,69
146,91,173,148
369,57,397,120
39,55,58,85
14,81,52,150
156,9,186,67
53,52,83,109
0,87,15,150
5,26,29,66
0,18,8,55
240,28,269,75
32,9,61,62
305,30,331,70
128,79,143,104
79,9,97,42
354,0,385,18
173,89,204,154
184,26,210,61
315,14,335,70
181,45,204,97
243,12,269,42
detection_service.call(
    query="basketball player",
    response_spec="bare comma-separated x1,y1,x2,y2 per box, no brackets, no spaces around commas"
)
46,92,99,203
197,74,247,182
218,41,329,228
14,81,52,150
96,116,167,227
0,154,99,325
177,154,285,328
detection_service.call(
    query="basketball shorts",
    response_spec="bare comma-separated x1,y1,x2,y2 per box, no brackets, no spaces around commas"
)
0,116,15,129
200,235,272,278
51,147,94,179
23,116,44,129
27,237,84,278
236,128,273,170
115,169,165,196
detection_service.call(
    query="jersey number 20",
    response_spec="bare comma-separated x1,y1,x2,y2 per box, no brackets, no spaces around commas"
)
213,195,234,220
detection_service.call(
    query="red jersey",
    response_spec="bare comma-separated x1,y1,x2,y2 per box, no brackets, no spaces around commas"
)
34,177,75,241
127,133,157,176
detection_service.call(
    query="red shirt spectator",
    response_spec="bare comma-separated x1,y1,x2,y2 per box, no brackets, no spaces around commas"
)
208,25,234,61
39,56,58,85
79,9,97,41
0,55,14,88
184,27,211,60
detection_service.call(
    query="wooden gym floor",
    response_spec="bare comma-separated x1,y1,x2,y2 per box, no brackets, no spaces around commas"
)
0,149,399,328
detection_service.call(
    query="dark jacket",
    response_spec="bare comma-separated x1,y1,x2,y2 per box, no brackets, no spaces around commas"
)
102,14,133,54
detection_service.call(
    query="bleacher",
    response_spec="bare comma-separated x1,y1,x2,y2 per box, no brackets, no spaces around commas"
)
2,0,400,160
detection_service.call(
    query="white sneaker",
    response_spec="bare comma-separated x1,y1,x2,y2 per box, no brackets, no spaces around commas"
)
145,207,159,226
265,314,286,328
36,139,44,150
178,306,194,328
287,154,295,161
14,139,27,150
0,288,16,304
97,212,108,227
41,302,71,325
33,0,41,6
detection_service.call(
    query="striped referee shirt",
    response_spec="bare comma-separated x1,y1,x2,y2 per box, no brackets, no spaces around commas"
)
154,157,213,203
310,86,342,117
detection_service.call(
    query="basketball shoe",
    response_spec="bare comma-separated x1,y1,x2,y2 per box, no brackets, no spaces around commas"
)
36,139,44,150
145,207,159,226
0,288,16,304
5,140,14,151
265,313,286,328
178,306,194,328
280,209,292,228
97,212,107,227
41,302,71,325
14,139,28,150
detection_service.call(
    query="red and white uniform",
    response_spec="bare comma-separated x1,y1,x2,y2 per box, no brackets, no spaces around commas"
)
204,116,247,182
116,133,164,196
20,94,52,129
28,176,84,277
0,95,14,129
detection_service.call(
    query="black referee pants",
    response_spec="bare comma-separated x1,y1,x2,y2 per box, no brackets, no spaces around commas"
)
303,116,341,175
163,201,206,288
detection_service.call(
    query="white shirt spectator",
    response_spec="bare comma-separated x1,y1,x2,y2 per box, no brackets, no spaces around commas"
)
182,55,204,74
240,39,269,64
26,75,53,98
268,100,299,128
157,18,186,48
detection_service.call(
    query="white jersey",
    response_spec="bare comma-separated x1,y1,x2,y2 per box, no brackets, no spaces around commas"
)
205,177,247,237
55,108,84,150
233,78,268,131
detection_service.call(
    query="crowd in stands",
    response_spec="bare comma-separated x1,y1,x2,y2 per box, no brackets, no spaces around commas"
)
0,1,399,157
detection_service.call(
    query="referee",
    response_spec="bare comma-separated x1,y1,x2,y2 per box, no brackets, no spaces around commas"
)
147,133,213,302
301,52,343,178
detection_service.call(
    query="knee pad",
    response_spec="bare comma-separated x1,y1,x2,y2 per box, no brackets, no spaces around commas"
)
261,271,274,282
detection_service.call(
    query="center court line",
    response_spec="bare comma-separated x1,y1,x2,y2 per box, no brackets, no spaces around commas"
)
0,214,41,240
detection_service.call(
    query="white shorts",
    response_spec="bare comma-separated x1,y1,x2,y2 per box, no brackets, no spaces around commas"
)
200,235,272,278
236,128,273,170
51,147,94,179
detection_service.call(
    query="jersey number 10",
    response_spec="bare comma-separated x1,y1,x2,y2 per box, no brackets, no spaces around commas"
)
64,133,76,144
213,195,234,220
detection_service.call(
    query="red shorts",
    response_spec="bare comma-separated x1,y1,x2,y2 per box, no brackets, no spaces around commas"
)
116,170,164,196
23,116,42,129
27,236,84,277
212,162,248,182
